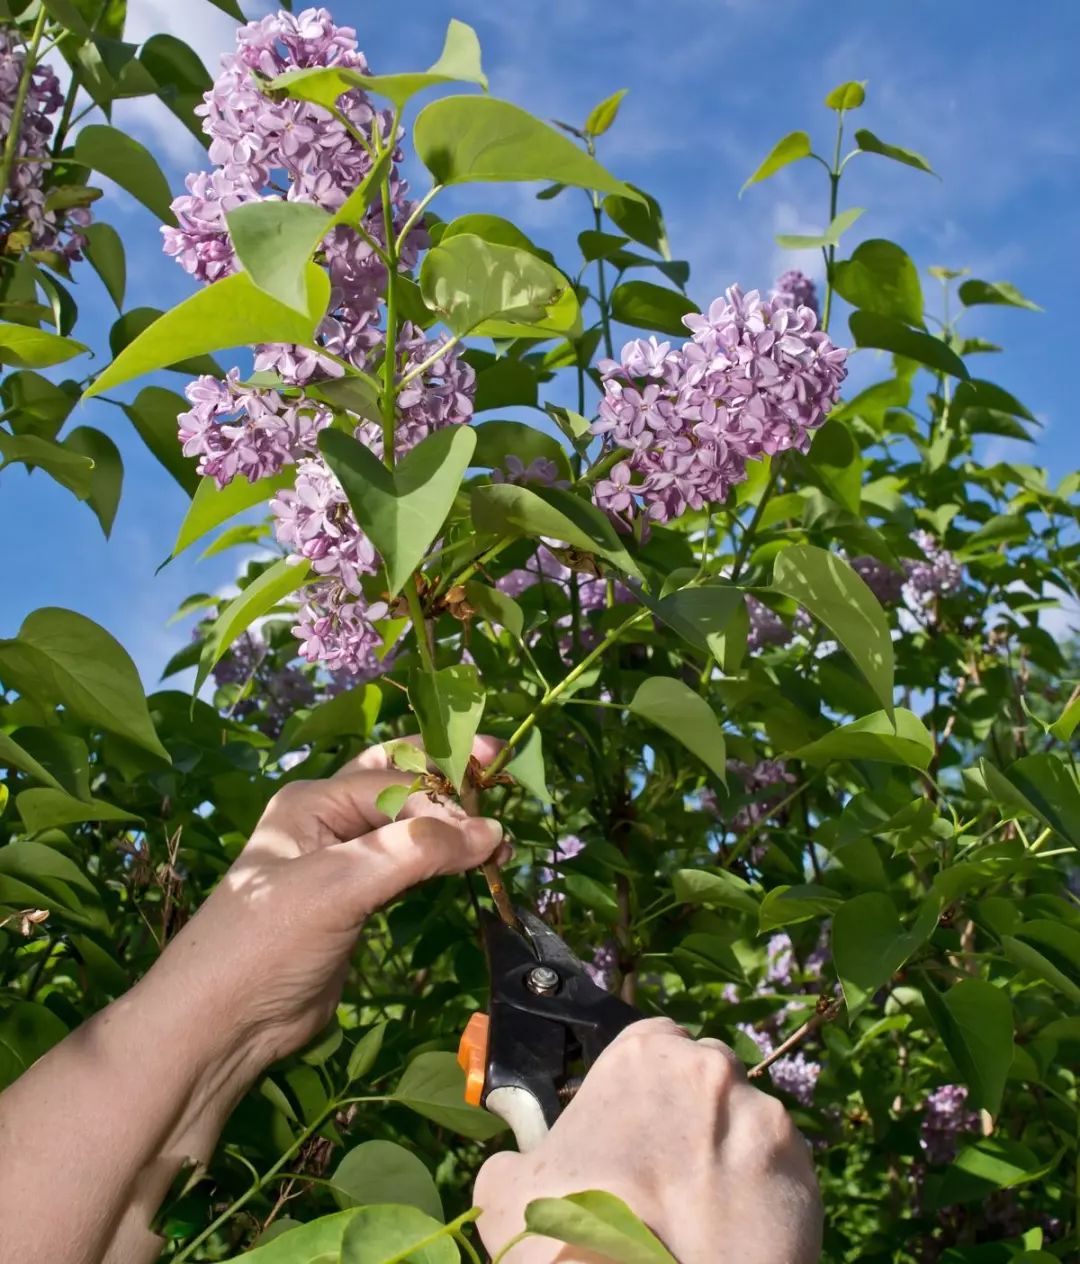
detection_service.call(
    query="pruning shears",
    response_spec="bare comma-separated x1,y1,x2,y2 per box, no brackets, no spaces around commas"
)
457,906,643,1151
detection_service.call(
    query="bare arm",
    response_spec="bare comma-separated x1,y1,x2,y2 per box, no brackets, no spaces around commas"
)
0,738,506,1264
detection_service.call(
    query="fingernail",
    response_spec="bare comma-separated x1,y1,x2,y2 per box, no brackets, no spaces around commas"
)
466,817,503,850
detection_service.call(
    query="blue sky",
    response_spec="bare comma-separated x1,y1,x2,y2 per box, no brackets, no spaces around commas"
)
3,0,1079,682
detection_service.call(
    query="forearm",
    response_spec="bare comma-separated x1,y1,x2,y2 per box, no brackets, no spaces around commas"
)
0,966,259,1264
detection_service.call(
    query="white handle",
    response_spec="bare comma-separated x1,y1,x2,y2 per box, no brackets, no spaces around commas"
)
485,1085,551,1153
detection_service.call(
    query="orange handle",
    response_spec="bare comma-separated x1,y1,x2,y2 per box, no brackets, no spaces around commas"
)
457,1012,490,1107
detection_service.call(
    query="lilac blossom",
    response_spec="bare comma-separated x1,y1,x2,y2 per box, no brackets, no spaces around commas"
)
536,834,585,912
772,269,819,318
766,933,796,987
746,595,796,651
919,1084,980,1164
271,458,379,594
728,758,797,835
0,31,88,257
493,455,568,488
592,286,847,524
291,582,388,676
850,554,906,606
585,941,619,991
737,1022,821,1106
904,531,963,606
179,371,332,487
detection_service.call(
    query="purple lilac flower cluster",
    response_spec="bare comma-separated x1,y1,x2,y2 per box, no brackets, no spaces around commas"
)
729,758,798,835
737,1021,821,1107
772,269,819,318
592,286,847,525
584,941,619,990
849,554,907,606
167,10,476,674
745,595,811,651
209,629,318,735
0,31,89,257
903,530,963,606
919,1083,980,1164
535,834,585,913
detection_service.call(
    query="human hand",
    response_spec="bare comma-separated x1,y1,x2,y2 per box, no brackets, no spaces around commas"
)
474,1018,822,1264
143,735,507,1081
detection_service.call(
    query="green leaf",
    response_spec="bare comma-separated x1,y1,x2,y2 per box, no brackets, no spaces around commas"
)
628,678,726,781
419,234,579,338
320,425,476,596
289,684,381,748
672,867,758,916
776,207,865,250
1002,932,1080,1005
216,1212,362,1264
272,18,486,110
227,200,337,313
63,426,123,537
578,230,631,262
0,1002,68,1090
920,977,1013,1116
0,322,87,368
0,370,76,439
0,608,169,761
139,33,214,143
81,222,126,309
585,87,629,136
952,377,1037,425
375,783,412,821
226,154,389,314
347,1022,387,1083
198,523,267,561
648,583,743,661
791,709,933,770
849,311,969,379
340,1204,458,1264
0,431,94,499
408,664,485,792
16,787,140,833
833,893,939,1018
603,187,670,257
799,415,862,512
392,1051,506,1139
83,268,331,399
524,1190,677,1264
854,129,935,175
609,280,697,336
332,1142,442,1221
504,728,552,803
172,469,293,558
465,582,524,640
832,239,923,327
957,279,1041,312
741,131,812,195
825,80,867,110
414,96,639,200
438,213,554,263
1049,694,1080,742
472,420,572,484
195,559,311,694
108,307,222,378
470,483,643,581
0,730,67,791
564,872,620,920
72,125,177,224
979,753,1080,846
772,544,894,713
759,884,843,931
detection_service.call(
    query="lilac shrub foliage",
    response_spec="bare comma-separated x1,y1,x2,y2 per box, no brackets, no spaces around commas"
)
3,5,1076,1260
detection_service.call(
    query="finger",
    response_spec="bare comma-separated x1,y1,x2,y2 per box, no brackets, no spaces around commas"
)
249,770,475,858
325,813,505,916
344,733,504,775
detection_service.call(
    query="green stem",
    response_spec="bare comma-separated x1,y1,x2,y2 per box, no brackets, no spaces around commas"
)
406,578,435,673
730,455,785,584
454,1227,484,1264
377,111,403,469
491,1230,532,1264
586,141,616,361
0,9,49,205
396,184,442,251
488,607,650,777
173,1095,389,1262
820,113,845,335
436,535,515,596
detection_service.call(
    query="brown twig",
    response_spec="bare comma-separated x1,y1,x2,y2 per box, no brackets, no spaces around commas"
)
747,996,843,1079
461,777,519,930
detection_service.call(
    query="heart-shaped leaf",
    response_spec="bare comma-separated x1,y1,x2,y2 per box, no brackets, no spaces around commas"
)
408,664,485,792
320,425,476,595
629,677,726,782
833,892,940,1018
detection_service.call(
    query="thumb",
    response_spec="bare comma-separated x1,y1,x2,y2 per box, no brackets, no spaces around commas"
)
323,813,505,918
474,1149,526,1246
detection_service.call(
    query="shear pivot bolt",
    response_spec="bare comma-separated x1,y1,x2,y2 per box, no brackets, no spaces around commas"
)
525,965,560,996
